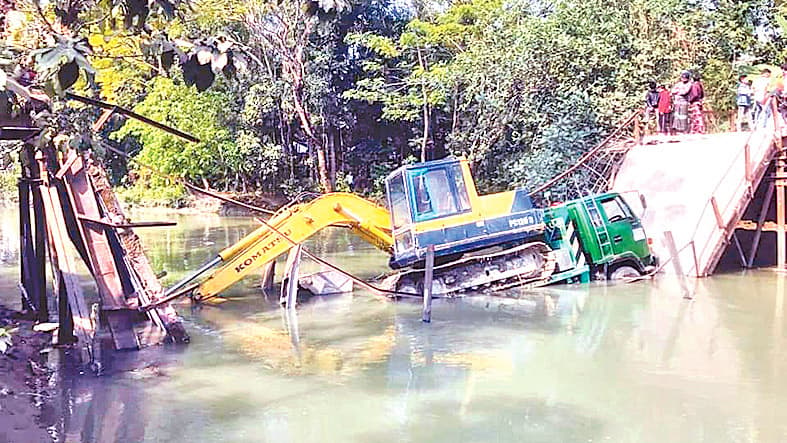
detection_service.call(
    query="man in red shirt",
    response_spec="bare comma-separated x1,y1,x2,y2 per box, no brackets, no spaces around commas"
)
657,84,672,135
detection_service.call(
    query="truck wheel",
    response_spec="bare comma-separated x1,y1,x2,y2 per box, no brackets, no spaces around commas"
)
609,265,639,280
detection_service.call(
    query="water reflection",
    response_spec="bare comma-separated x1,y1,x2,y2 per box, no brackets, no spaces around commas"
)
1,210,787,442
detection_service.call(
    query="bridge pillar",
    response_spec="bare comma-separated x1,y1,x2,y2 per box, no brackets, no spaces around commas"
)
777,150,786,269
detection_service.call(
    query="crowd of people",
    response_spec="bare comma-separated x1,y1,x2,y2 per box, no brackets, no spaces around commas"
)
644,71,706,136
734,65,787,132
645,64,787,137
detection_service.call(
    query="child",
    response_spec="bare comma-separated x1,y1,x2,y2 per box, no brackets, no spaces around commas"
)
657,84,672,135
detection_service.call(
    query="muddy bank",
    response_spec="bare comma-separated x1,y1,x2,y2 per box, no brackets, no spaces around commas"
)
0,306,53,443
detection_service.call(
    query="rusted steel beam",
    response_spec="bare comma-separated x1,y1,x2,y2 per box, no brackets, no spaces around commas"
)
54,151,80,180
771,100,786,268
83,155,189,343
38,164,95,361
732,232,747,268
77,214,177,229
24,145,49,322
777,160,786,268
0,127,40,140
66,93,200,143
18,174,34,312
63,154,130,312
92,108,116,132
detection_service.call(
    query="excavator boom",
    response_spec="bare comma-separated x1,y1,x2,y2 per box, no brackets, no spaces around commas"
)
193,193,393,300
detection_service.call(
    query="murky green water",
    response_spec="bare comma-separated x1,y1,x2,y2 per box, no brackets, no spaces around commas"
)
1,210,787,442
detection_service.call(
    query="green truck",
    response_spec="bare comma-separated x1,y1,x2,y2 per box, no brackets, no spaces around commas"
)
544,192,657,284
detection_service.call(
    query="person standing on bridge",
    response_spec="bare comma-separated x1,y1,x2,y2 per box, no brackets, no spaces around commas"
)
671,71,692,133
736,75,754,131
657,84,672,135
752,68,771,123
644,81,660,135
688,73,706,134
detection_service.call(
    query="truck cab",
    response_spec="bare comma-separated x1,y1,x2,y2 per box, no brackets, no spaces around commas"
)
544,193,656,280
384,157,545,269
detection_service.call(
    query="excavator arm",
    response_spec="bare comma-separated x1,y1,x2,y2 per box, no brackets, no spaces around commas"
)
191,193,393,300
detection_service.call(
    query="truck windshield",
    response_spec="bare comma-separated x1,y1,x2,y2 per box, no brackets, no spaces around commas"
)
410,165,470,221
600,196,632,223
387,173,412,229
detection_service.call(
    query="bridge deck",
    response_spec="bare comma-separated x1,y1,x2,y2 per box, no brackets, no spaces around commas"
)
612,129,777,276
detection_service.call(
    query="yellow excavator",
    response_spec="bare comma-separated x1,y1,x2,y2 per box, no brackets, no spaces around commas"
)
162,156,655,301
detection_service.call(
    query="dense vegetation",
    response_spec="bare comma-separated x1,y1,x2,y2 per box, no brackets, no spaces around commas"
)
2,0,787,205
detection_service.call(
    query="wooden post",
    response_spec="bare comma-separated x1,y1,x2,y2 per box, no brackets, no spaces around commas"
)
280,245,302,309
422,245,435,323
663,231,692,299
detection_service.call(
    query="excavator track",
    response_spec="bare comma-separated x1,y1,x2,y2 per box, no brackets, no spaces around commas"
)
380,241,557,297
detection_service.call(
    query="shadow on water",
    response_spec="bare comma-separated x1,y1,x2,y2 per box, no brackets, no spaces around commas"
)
35,285,600,442
40,344,188,443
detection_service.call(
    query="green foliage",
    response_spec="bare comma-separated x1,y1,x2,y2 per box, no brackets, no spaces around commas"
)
0,170,18,204
112,76,235,183
116,181,190,208
344,0,777,194
9,0,784,207
32,37,96,95
87,33,153,107
0,152,20,205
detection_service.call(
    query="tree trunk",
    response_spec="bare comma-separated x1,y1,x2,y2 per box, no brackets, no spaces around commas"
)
329,129,337,185
291,87,333,192
417,45,430,163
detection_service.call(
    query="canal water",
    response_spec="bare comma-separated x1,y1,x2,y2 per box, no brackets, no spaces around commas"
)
1,210,786,442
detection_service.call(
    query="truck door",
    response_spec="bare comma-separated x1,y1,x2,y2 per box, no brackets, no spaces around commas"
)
597,195,649,258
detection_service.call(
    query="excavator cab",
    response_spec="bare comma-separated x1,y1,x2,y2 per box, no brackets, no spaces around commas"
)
386,158,475,265
385,157,545,269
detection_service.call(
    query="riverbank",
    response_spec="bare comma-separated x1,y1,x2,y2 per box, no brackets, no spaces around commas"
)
117,188,288,216
0,305,54,443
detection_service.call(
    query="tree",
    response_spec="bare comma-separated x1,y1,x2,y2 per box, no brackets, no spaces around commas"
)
111,76,236,186
243,1,353,192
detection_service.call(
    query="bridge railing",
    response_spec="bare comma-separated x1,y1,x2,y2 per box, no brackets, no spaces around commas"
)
681,97,782,276
529,109,642,201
